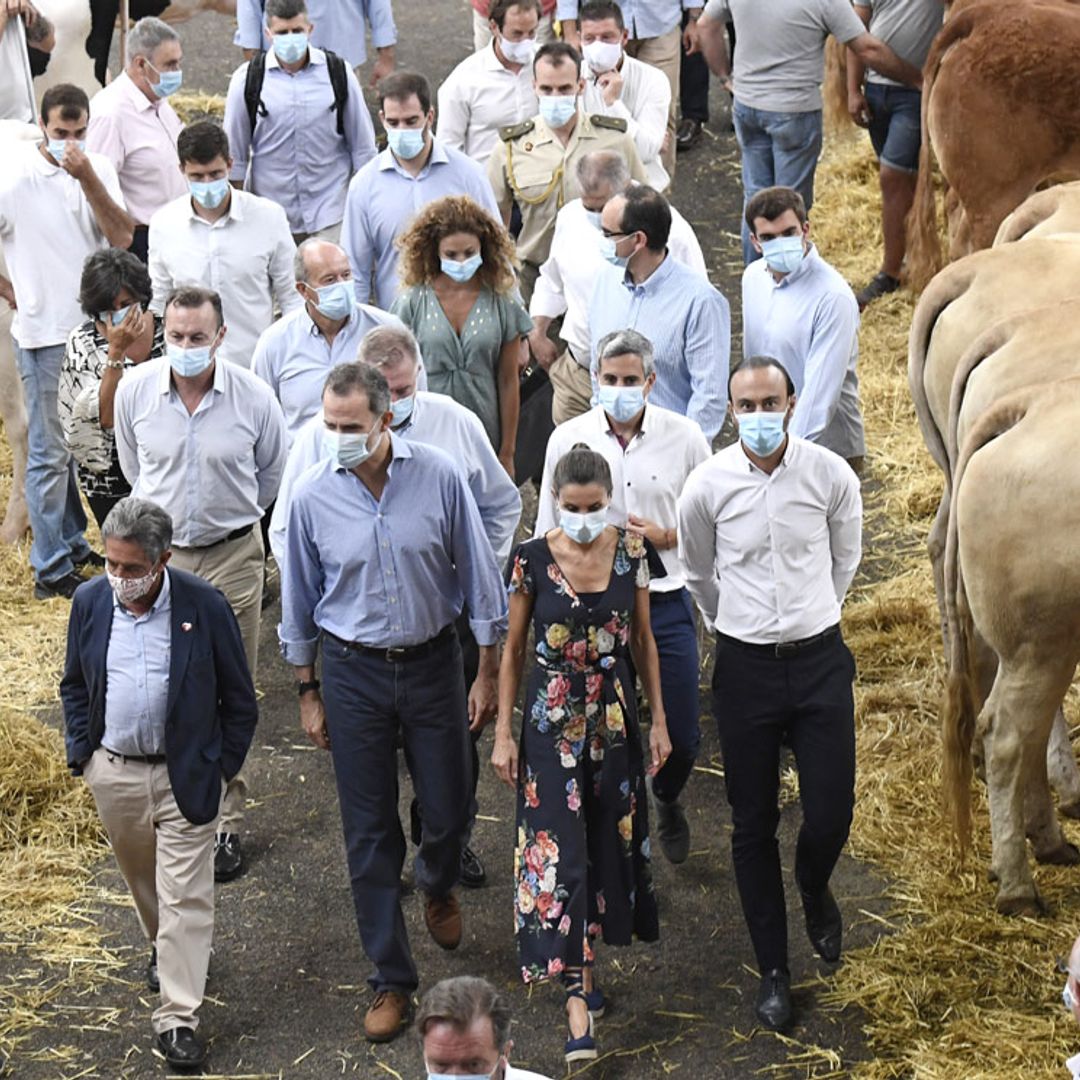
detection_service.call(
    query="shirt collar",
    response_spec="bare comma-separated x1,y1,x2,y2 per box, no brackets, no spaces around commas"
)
186,187,243,223
593,401,650,438
742,433,798,475
156,355,226,395
113,566,172,616
768,243,819,289
377,137,447,175
117,70,156,113
622,252,674,294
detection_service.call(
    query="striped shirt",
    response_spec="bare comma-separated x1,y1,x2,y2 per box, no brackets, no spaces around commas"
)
589,256,731,440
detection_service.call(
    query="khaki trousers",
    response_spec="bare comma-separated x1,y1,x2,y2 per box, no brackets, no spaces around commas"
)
472,8,556,51
170,528,263,831
83,748,218,1033
549,349,594,425
627,24,681,182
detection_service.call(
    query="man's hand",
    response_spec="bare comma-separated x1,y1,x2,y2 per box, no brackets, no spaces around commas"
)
681,9,701,52
529,330,558,371
491,730,518,789
300,691,330,749
596,69,624,107
0,276,16,311
369,44,395,87
468,671,498,732
848,89,870,128
103,304,149,357
60,141,94,183
627,513,669,550
0,0,35,33
683,18,701,55
498,450,516,482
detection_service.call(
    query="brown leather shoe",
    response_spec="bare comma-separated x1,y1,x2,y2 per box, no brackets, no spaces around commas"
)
424,892,463,950
364,990,411,1043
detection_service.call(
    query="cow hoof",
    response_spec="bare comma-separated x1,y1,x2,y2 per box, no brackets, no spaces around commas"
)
1035,841,1080,866
1060,801,1080,821
995,892,1046,917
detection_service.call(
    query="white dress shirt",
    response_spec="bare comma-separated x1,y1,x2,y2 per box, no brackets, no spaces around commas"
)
582,54,671,190
741,244,865,459
506,1066,553,1080
87,71,187,226
147,188,303,368
677,436,862,644
530,196,707,361
114,356,289,547
269,391,521,567
251,302,407,442
535,402,710,591
0,143,124,349
437,41,538,165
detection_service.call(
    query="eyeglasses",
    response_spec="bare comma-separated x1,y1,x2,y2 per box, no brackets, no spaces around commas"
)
600,229,631,240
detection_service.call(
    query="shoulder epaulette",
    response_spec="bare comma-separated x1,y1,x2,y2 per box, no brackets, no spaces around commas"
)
500,120,535,142
590,114,628,133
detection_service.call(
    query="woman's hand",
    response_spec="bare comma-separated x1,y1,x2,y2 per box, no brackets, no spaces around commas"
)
103,304,148,359
491,729,518,790
647,715,672,777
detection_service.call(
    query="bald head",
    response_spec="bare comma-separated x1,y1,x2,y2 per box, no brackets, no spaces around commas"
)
295,239,352,287
576,150,631,210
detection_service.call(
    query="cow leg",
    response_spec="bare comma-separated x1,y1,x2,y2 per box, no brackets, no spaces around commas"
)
1047,707,1080,818
0,317,30,545
969,633,998,785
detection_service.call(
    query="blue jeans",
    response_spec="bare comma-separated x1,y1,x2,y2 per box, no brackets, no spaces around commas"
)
733,101,823,265
648,588,702,804
13,340,89,583
321,629,471,993
865,83,922,174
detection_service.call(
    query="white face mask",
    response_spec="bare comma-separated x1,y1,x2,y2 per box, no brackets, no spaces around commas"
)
107,566,160,605
583,39,622,73
499,34,536,64
425,1060,501,1080
560,507,608,545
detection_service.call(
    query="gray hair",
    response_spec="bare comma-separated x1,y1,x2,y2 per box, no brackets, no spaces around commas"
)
415,977,513,1051
127,17,179,63
322,362,391,416
265,0,308,21
101,498,173,565
594,328,655,379
26,11,53,45
357,325,420,370
576,150,631,198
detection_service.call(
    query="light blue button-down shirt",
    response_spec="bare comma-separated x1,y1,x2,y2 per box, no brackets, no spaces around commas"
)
223,48,377,235
589,255,731,441
103,569,172,756
233,0,396,69
252,302,407,441
741,244,865,459
556,0,691,38
279,434,508,665
341,139,501,309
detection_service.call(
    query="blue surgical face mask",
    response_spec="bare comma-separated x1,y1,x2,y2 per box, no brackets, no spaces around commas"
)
737,410,788,457
560,507,607,545
167,341,214,378
149,65,183,98
598,233,628,268
441,253,483,283
759,234,806,275
598,384,645,423
538,94,577,128
386,125,427,160
271,31,309,63
103,303,137,326
390,395,414,426
189,177,230,210
426,1064,499,1080
311,280,353,321
584,208,603,231
324,427,380,469
46,138,86,163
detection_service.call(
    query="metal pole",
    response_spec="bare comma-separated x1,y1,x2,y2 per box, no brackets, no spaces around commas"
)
119,0,130,70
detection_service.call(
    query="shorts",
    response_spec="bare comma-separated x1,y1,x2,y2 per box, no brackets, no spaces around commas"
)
865,83,922,174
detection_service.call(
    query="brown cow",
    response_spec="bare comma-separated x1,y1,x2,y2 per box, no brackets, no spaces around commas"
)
906,0,1080,290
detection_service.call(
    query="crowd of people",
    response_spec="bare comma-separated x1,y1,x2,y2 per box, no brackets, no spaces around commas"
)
0,0,948,1072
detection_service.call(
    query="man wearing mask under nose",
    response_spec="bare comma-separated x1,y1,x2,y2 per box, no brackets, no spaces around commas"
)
147,121,301,369
486,41,646,301
741,185,865,473
252,238,409,442
677,355,861,1034
341,72,500,310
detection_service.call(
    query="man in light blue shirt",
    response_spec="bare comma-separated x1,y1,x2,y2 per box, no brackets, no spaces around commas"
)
223,0,377,243
279,362,507,1044
741,186,865,468
234,0,396,80
341,71,500,309
589,184,729,440
252,239,407,441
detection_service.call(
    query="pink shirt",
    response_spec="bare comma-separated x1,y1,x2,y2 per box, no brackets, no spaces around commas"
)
87,72,187,227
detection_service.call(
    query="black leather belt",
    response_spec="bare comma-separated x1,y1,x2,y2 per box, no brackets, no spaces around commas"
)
566,344,590,370
717,624,841,659
102,746,167,764
181,523,254,551
325,624,454,663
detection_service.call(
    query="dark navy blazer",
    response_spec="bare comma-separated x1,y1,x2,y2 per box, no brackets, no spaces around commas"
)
60,568,259,826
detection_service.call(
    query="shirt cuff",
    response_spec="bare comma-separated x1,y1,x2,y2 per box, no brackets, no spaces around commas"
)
469,614,508,647
280,636,319,666
370,26,397,49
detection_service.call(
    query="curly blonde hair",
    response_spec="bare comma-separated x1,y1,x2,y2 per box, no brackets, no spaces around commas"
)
395,195,520,294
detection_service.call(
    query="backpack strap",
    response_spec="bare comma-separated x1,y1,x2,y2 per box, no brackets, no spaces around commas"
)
324,49,349,138
243,50,268,137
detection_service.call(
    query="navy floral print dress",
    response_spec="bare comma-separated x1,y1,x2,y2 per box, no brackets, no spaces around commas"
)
506,528,660,984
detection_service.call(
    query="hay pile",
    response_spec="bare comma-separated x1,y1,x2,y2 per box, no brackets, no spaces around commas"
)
814,133,1080,1077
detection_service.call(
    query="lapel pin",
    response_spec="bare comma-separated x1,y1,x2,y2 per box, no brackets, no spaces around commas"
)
181,622,193,632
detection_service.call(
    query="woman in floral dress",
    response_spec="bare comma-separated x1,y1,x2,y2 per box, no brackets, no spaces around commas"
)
492,445,671,1064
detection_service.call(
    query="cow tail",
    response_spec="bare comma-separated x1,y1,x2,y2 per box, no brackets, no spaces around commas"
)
822,36,850,136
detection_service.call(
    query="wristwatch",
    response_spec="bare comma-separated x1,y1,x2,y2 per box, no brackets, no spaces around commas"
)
104,357,125,370
296,678,321,696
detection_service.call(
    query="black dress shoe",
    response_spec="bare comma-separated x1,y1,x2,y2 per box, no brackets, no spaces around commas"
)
156,1026,207,1067
214,833,243,882
74,550,106,570
755,968,792,1031
655,798,691,864
147,946,159,992
459,844,486,888
800,884,843,962
676,117,703,152
33,571,84,600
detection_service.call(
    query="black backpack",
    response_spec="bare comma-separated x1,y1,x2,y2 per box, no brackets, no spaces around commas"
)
243,48,350,138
